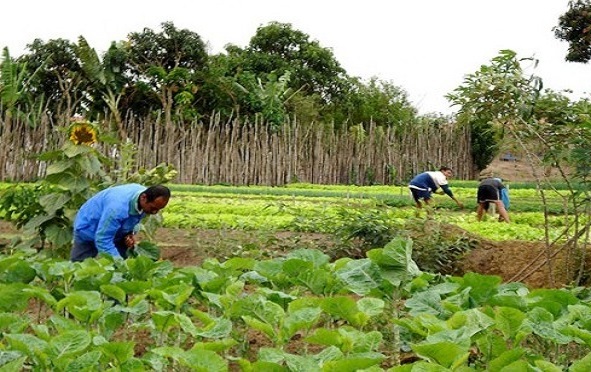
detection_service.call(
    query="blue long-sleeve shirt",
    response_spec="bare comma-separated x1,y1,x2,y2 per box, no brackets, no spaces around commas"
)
73,184,146,258
409,171,454,198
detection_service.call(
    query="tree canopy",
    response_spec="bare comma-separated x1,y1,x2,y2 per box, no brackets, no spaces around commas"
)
554,0,591,63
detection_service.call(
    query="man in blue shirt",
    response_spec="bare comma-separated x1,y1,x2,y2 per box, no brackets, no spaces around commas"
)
70,184,171,262
408,166,464,209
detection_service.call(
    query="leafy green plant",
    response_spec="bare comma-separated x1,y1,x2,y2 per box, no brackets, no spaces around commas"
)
332,207,404,252
406,219,476,275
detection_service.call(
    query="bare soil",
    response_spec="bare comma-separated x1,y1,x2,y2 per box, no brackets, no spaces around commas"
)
482,158,564,182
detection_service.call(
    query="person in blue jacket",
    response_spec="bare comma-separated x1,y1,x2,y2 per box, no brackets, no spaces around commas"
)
408,166,464,209
70,184,171,262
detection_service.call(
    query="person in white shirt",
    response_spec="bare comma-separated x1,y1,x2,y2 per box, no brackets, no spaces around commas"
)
408,166,464,209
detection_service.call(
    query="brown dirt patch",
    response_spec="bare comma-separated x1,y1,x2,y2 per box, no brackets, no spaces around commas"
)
484,158,564,182
462,238,577,288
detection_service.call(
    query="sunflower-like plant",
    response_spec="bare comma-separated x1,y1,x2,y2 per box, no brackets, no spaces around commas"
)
68,121,98,146
4,119,114,256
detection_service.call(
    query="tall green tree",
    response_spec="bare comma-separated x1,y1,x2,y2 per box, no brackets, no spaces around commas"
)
0,47,44,126
244,22,349,104
19,38,86,120
446,50,542,173
344,77,417,129
125,21,208,124
554,0,591,63
75,37,129,138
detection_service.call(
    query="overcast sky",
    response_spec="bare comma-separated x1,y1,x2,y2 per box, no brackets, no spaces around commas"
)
2,0,589,115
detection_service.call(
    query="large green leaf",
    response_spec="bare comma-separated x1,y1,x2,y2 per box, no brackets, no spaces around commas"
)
0,313,29,333
243,315,276,341
334,259,381,295
126,255,159,281
446,308,495,340
4,333,49,357
412,341,470,369
523,307,573,344
282,258,313,278
56,291,104,323
100,284,126,304
44,172,90,193
320,296,362,327
338,328,383,353
494,306,526,340
0,355,26,372
179,349,228,371
527,288,580,317
284,353,321,372
404,290,449,318
282,307,322,341
23,287,57,306
305,328,342,348
286,248,330,268
0,258,36,284
297,268,333,295
0,284,31,311
39,192,71,214
195,318,233,339
0,351,25,369
570,351,591,372
50,330,92,358
62,143,93,158
357,297,385,318
133,240,161,261
455,272,502,306
487,348,525,371
159,283,194,309
99,341,135,364
321,352,384,372
44,225,73,249
45,161,74,176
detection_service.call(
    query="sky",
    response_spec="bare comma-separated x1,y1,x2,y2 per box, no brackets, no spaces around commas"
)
2,0,589,115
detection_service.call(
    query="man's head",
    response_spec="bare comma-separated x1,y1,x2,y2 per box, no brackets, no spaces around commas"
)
439,166,453,178
139,185,171,215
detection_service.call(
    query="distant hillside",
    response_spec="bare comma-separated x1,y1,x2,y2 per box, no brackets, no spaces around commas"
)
480,156,564,182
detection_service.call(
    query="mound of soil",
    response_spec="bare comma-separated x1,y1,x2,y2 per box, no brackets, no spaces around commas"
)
461,238,575,288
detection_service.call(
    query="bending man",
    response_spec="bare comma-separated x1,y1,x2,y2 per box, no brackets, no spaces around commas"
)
71,184,171,262
408,166,464,209
476,174,510,223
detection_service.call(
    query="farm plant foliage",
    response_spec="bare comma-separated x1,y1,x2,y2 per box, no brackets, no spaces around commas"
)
0,240,590,370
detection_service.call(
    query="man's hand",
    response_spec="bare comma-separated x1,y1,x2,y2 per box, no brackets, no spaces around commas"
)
123,234,136,249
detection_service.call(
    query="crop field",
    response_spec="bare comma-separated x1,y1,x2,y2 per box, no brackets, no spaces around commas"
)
163,182,579,243
1,182,591,370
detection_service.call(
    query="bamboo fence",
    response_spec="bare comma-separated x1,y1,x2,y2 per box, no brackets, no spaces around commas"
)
0,114,473,185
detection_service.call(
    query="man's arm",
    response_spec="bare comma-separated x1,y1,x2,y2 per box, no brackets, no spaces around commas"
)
440,185,464,208
95,209,124,258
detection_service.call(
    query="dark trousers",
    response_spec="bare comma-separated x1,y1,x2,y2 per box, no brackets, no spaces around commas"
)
70,238,128,262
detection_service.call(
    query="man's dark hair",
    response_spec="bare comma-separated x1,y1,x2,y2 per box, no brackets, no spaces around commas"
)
143,185,171,201
439,166,452,172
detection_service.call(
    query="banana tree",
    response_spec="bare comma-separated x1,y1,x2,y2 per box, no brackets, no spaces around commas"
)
75,37,128,140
